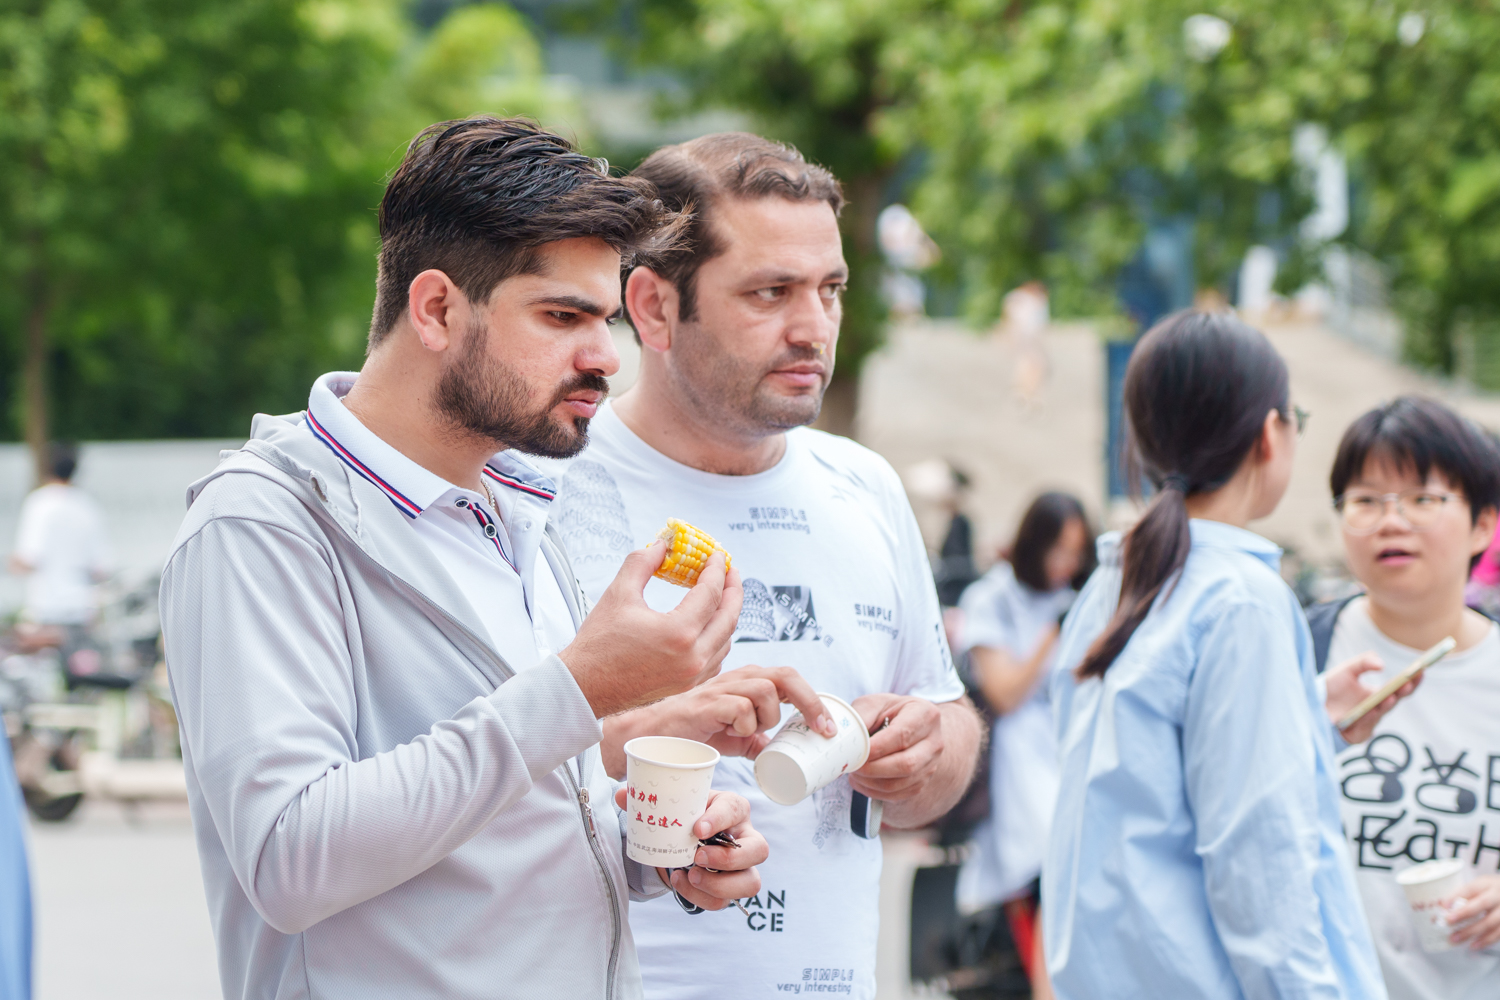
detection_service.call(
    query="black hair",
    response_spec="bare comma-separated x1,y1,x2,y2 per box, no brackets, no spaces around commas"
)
1077,310,1290,680
47,442,78,482
371,116,684,347
1330,396,1500,569
1012,491,1096,593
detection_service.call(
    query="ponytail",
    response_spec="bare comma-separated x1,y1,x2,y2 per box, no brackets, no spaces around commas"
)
1075,479,1190,679
1075,311,1289,680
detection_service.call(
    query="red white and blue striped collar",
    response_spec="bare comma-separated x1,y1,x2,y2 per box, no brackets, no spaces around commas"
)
304,372,557,519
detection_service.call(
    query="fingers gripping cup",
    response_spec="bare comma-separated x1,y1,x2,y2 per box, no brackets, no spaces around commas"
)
1397,858,1469,952
754,693,870,806
624,737,720,868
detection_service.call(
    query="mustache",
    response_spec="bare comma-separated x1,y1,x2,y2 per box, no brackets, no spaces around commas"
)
550,371,611,409
766,345,826,372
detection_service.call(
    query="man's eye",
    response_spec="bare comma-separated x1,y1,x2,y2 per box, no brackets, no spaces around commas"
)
1348,496,1379,509
754,287,784,302
1411,493,1440,507
821,283,846,300
549,311,575,322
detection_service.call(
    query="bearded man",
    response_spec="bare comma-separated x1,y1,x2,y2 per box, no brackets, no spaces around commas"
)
159,117,765,1000
545,133,984,1000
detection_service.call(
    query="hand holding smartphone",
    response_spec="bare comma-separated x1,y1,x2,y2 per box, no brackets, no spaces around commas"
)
1335,636,1454,732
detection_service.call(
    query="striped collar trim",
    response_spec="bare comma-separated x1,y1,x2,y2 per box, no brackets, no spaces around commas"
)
482,465,555,502
305,411,424,519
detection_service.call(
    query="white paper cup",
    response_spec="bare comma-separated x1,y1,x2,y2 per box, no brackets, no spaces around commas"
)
754,693,871,806
1396,858,1468,952
623,736,720,868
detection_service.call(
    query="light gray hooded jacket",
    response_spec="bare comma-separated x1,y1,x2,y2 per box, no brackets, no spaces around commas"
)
160,408,656,1000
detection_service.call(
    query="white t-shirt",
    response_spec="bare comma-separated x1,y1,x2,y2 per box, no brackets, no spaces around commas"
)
1329,598,1500,1000
12,483,111,624
547,403,965,1000
954,563,1073,910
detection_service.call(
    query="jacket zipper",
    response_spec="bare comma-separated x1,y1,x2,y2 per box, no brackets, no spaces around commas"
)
571,780,623,1000
395,583,624,1000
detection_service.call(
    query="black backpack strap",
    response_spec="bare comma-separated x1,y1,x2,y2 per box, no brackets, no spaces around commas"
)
1306,594,1361,674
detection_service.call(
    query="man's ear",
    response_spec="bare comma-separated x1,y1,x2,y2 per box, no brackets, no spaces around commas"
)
1254,408,1283,462
406,269,467,353
625,266,678,353
1470,505,1499,559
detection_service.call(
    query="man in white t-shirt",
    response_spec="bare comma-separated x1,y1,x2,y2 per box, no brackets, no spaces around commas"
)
546,133,983,999
1312,396,1500,1000
8,444,110,625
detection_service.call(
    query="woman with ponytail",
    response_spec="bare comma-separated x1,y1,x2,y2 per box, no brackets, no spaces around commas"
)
1041,312,1385,1000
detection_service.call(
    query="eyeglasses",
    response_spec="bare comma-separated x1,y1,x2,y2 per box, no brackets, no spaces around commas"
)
1333,489,1465,534
1288,404,1310,438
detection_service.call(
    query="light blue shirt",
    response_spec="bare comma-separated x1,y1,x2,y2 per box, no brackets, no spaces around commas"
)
0,732,31,1000
1043,520,1386,1000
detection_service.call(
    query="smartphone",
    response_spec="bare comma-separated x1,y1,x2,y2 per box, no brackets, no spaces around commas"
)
1335,635,1455,731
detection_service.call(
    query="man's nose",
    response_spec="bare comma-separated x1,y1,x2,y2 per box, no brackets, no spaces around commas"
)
579,317,622,377
784,288,836,351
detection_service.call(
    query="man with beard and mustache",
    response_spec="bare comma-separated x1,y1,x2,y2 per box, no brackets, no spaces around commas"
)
158,117,767,1000
544,133,984,1000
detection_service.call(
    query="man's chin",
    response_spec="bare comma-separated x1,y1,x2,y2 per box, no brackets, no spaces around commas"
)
513,415,592,459
749,389,823,430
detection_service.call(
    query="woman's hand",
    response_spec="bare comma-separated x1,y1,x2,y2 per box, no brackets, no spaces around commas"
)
1447,875,1500,950
1323,652,1421,745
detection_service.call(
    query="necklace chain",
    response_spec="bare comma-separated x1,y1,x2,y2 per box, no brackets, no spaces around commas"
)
481,479,498,513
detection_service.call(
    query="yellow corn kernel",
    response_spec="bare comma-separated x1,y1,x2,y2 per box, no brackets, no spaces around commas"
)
653,518,732,588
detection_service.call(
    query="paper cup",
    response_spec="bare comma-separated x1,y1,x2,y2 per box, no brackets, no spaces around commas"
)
755,693,870,806
1396,858,1468,952
623,736,720,868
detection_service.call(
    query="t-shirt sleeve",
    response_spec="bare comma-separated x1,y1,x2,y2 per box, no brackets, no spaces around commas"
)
882,464,966,704
957,574,1020,655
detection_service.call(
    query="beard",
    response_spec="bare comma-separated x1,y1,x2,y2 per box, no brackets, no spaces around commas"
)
668,327,827,435
434,317,610,459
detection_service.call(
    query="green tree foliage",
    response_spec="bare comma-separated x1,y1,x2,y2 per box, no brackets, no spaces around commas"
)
896,0,1500,376
0,0,567,458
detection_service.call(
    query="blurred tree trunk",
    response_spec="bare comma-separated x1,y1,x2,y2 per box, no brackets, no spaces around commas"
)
23,255,49,486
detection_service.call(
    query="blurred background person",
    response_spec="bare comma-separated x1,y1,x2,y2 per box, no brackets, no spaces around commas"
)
1310,397,1500,999
906,458,980,608
955,491,1094,999
7,443,111,633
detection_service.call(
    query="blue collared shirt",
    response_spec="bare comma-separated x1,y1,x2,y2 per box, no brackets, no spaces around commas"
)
1044,520,1386,1000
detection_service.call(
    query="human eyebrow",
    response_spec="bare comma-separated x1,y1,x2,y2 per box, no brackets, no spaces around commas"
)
528,294,614,317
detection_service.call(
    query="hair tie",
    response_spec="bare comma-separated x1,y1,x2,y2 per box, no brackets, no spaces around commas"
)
1161,473,1191,493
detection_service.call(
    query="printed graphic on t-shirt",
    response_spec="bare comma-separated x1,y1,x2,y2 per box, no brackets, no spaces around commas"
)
736,580,832,644
812,777,854,851
853,603,897,640
553,460,632,570
723,505,811,535
1340,733,1500,871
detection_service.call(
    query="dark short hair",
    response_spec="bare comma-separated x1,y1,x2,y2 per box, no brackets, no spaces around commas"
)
47,442,78,482
628,133,844,323
1011,491,1096,593
371,116,683,346
1330,395,1500,525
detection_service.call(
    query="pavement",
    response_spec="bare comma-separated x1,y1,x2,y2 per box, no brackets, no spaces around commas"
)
27,800,947,1000
28,801,218,1000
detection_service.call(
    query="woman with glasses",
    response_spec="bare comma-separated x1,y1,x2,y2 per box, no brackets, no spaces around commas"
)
1308,396,1500,1000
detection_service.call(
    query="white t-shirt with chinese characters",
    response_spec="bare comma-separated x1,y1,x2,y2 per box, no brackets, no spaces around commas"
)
545,403,965,1000
954,563,1074,910
12,483,111,624
1329,598,1500,1000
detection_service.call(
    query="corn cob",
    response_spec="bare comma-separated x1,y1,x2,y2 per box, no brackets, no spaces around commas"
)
653,518,732,588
